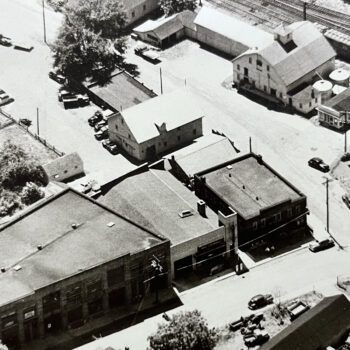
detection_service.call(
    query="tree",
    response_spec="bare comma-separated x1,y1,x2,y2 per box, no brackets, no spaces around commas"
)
21,183,45,205
159,0,197,17
148,310,219,350
52,0,128,83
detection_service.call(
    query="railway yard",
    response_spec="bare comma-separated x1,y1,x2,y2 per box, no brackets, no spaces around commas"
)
206,0,350,36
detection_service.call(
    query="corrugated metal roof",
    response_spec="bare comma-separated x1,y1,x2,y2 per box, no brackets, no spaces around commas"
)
258,21,336,87
121,88,204,144
194,7,274,50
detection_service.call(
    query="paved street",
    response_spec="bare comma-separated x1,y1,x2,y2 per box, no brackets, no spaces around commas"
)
77,246,350,350
0,0,137,180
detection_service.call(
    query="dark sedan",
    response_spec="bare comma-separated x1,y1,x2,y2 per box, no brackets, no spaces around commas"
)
309,238,334,253
248,294,273,310
308,157,330,172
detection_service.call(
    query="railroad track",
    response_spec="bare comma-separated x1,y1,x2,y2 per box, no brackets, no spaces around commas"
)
206,0,350,37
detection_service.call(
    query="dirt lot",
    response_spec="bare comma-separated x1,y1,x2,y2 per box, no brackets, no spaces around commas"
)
0,114,57,165
215,291,323,350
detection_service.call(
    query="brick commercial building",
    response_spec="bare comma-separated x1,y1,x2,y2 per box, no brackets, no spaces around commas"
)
194,153,308,247
0,188,171,350
232,21,336,114
100,167,238,279
108,89,204,161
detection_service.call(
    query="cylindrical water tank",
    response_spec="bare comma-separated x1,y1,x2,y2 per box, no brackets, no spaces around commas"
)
312,80,333,103
329,68,350,87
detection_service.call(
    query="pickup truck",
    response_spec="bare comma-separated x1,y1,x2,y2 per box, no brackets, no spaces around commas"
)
134,44,160,63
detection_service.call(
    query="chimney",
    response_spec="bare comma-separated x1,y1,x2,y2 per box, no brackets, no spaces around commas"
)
303,2,307,20
197,200,207,218
256,154,263,164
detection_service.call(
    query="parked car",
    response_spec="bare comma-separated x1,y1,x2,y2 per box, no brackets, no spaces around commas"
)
58,89,73,102
102,139,118,154
13,42,33,51
0,35,11,46
342,193,350,209
94,126,109,140
341,152,350,162
61,93,89,109
134,44,160,63
248,294,273,310
49,70,65,84
94,120,108,132
244,331,270,346
308,157,330,172
88,111,103,126
0,90,14,106
19,118,32,127
309,238,335,252
287,301,310,321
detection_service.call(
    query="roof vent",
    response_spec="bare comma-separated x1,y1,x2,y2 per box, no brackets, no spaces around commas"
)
228,173,231,177
1,267,5,273
227,165,232,170
37,245,43,250
243,185,245,189
71,223,78,229
14,265,22,271
107,222,115,227
256,197,259,201
179,210,193,218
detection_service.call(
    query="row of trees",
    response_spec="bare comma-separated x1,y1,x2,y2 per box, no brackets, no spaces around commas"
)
0,141,48,217
52,0,197,83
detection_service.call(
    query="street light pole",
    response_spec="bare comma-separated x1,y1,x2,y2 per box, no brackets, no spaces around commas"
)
345,130,347,153
159,68,163,95
42,0,47,44
325,177,329,233
36,107,40,136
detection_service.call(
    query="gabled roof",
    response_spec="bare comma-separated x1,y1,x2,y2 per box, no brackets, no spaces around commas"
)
257,21,336,87
43,152,84,182
120,88,204,144
194,7,274,50
0,188,165,306
134,11,196,40
260,294,350,350
167,134,239,177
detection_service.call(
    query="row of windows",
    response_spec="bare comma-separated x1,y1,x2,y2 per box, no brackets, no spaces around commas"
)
237,60,270,72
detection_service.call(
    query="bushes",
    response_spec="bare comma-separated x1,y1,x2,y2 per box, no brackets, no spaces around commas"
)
0,141,48,217
148,310,219,350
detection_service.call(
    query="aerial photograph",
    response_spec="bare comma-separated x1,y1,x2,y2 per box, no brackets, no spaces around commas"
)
0,0,350,349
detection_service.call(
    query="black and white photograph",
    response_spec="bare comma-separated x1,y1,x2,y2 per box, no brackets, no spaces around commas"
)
0,0,350,349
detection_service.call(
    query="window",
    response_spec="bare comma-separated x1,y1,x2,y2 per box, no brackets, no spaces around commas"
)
295,205,301,214
88,298,103,316
275,212,282,222
287,208,293,218
115,124,118,130
267,65,270,71
263,85,266,92
309,101,312,107
23,307,36,321
42,291,61,314
237,64,240,71
107,266,124,287
143,4,146,10
108,287,125,308
131,11,135,17
86,279,102,301
67,306,83,325
256,59,262,67
299,103,302,109
121,119,124,124
252,221,258,231
163,141,167,147
193,129,197,135
128,133,131,139
2,313,17,329
66,284,82,306
261,218,266,228
177,135,181,141
249,57,252,64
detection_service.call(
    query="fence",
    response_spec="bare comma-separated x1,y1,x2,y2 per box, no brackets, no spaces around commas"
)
0,108,65,157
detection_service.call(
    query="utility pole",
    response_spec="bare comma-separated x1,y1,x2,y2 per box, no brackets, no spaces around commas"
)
159,68,163,95
249,137,252,153
303,2,307,20
345,130,348,153
36,108,40,136
325,177,329,233
42,0,47,44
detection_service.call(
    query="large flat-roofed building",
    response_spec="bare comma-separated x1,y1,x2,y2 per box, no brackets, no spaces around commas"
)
317,87,350,130
82,70,157,112
108,88,204,161
232,21,336,114
194,7,274,57
100,167,237,279
0,188,171,349
194,153,308,247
